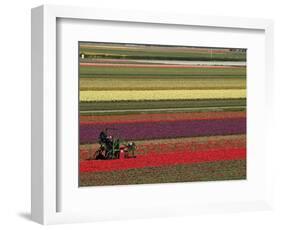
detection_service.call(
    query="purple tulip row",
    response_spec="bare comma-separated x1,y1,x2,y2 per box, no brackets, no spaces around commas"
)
79,118,246,144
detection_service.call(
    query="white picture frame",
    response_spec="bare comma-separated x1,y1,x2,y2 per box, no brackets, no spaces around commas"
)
31,4,274,225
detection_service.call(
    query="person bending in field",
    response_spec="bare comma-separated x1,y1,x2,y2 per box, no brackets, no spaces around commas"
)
99,129,113,150
99,130,107,144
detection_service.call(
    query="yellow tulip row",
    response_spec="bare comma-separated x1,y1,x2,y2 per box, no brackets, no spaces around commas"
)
80,89,246,102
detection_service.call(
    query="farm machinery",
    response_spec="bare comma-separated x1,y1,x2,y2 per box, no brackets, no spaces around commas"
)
92,128,136,160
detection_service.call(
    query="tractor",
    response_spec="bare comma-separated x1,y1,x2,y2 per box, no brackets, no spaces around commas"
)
91,128,136,160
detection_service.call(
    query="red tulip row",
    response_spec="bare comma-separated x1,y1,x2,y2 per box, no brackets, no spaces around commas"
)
80,148,246,173
80,111,246,125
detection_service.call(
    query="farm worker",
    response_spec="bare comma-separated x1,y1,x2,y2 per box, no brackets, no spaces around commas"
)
99,130,107,144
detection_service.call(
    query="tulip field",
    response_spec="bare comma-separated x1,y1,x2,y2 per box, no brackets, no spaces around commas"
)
79,42,247,186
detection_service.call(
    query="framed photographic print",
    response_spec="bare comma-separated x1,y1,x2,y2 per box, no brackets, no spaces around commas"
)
78,42,247,187
31,5,274,225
